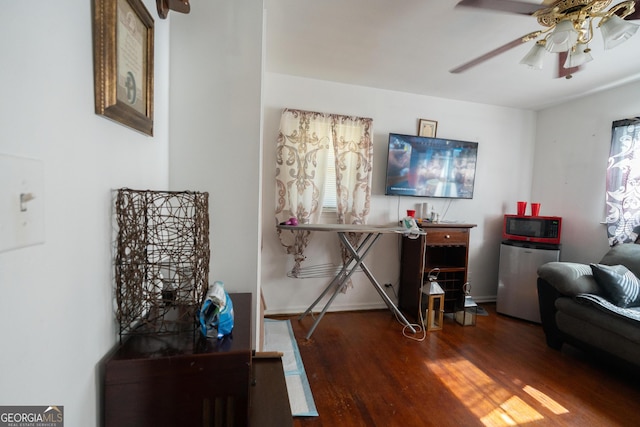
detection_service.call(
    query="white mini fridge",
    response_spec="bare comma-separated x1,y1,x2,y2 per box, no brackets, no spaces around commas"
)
497,240,560,323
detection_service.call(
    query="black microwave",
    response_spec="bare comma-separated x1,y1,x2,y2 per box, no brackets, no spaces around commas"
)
502,215,562,245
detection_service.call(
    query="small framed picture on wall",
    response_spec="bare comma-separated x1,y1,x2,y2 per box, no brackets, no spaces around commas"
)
418,119,438,138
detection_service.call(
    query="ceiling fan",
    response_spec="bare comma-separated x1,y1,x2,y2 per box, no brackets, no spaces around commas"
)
450,0,640,78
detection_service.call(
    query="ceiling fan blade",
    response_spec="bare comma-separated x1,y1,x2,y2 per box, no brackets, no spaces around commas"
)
625,0,640,20
612,0,640,19
450,32,541,73
455,0,544,15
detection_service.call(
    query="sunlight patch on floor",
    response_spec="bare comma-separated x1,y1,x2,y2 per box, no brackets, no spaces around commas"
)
523,385,569,415
481,395,543,426
426,358,567,426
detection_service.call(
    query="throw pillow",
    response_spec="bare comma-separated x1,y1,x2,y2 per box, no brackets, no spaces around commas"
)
590,263,640,308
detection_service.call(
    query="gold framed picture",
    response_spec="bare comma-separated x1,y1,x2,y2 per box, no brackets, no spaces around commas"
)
418,119,438,138
93,0,154,136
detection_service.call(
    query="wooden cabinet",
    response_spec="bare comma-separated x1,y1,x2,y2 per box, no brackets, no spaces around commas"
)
102,293,253,427
399,224,476,320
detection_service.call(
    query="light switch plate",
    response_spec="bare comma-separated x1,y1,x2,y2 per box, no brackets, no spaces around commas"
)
0,154,45,253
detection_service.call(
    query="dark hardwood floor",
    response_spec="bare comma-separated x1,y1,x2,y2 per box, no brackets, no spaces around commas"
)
269,304,639,427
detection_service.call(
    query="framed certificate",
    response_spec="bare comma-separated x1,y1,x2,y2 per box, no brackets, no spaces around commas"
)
93,0,154,136
418,119,438,138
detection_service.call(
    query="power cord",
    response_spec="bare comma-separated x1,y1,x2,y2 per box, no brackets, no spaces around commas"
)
402,267,440,341
384,277,426,341
441,198,452,222
401,291,426,342
395,237,431,342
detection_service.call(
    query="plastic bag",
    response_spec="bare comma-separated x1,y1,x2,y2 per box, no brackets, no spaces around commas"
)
198,281,234,339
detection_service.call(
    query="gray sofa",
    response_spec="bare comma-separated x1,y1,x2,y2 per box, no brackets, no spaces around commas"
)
537,243,640,369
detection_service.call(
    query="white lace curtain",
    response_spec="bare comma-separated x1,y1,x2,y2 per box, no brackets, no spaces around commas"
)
275,108,373,276
606,117,640,246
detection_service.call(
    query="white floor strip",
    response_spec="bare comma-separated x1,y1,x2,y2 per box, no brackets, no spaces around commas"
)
263,319,318,417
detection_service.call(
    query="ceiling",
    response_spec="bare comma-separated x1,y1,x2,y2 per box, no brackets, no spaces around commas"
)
264,0,640,110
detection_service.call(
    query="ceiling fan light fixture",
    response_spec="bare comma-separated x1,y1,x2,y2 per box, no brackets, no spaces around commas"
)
520,42,547,69
599,14,639,49
564,43,594,68
450,0,638,77
546,19,580,52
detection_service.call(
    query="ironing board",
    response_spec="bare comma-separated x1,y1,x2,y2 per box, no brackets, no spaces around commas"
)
278,223,420,339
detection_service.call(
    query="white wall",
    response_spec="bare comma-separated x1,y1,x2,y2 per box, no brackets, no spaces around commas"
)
260,73,537,314
2,2,634,424
532,80,640,263
0,1,169,426
168,0,264,342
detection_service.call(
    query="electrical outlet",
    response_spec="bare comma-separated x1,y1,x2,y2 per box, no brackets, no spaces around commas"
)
0,154,45,253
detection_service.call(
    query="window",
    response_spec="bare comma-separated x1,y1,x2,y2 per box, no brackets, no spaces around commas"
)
275,108,373,275
323,143,337,210
605,117,640,246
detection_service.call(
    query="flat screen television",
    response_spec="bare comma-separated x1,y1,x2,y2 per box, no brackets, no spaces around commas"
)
384,133,478,199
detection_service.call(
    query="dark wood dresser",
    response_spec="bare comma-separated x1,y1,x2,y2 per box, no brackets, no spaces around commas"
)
102,293,253,427
399,224,476,319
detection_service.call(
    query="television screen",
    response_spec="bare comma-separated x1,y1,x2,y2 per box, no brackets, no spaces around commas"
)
385,133,478,199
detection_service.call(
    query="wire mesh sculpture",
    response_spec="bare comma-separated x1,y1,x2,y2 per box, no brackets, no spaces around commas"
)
114,188,210,339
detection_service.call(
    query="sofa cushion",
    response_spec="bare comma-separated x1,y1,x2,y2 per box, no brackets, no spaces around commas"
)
556,296,640,365
575,293,640,325
590,263,640,308
599,243,640,278
538,262,600,296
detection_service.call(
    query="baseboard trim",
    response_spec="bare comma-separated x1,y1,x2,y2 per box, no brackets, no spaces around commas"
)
265,295,498,316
